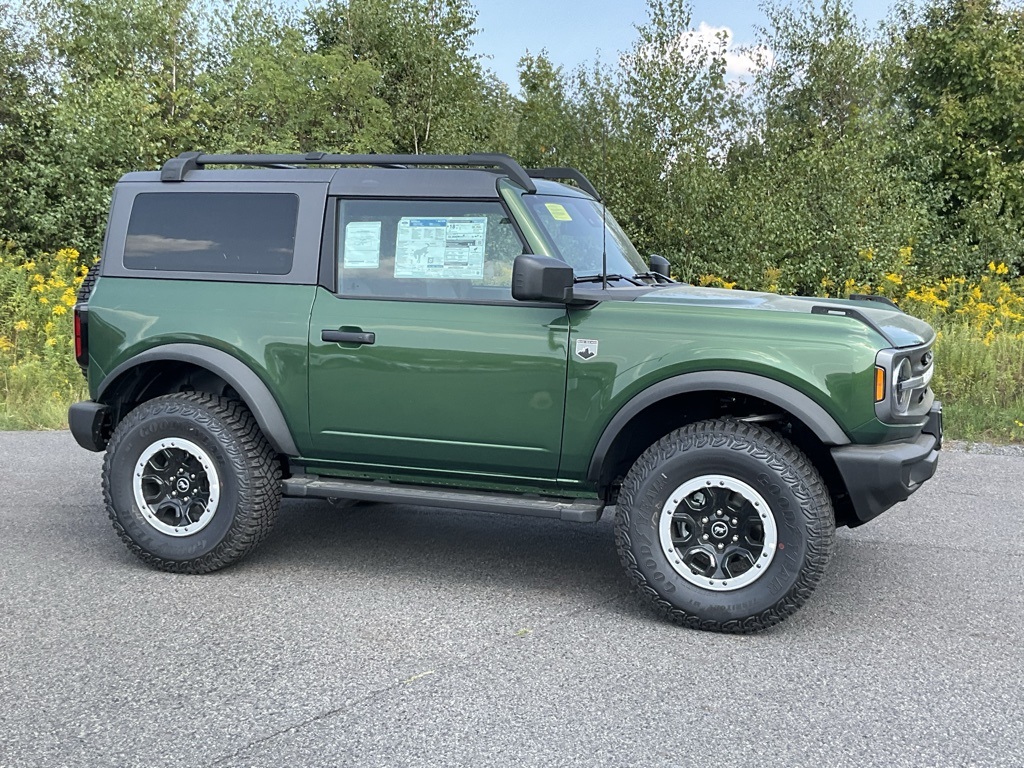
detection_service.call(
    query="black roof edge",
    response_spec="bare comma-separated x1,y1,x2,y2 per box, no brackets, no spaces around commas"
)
159,151,538,192
525,167,601,201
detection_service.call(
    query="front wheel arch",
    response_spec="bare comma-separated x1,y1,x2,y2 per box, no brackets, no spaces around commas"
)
586,372,852,495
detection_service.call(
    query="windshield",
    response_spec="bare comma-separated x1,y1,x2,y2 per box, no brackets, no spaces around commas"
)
523,194,649,279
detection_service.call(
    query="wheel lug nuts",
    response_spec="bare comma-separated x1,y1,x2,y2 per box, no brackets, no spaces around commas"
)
701,517,708,524
702,534,709,540
731,518,738,525
717,543,724,550
716,510,723,517
732,535,738,541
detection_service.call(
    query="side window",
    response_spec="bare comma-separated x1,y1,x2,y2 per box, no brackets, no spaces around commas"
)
336,199,525,300
124,192,299,275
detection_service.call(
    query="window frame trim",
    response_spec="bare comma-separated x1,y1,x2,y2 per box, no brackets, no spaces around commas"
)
101,181,327,285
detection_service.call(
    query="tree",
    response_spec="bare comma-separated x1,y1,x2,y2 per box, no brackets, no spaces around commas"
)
892,0,1024,275
206,1,394,154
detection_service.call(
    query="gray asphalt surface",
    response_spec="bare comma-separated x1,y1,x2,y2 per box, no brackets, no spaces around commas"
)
1,431,1022,768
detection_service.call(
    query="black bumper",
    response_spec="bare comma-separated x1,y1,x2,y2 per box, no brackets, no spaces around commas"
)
831,404,942,526
68,401,111,452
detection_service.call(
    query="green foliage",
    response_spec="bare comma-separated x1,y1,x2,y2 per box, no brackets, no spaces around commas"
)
891,0,1024,276
1,0,1024,438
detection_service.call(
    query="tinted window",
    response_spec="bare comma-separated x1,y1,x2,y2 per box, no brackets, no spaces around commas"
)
337,199,525,301
124,193,298,274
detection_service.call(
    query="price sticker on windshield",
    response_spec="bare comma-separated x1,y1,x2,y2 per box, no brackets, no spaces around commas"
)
545,203,573,221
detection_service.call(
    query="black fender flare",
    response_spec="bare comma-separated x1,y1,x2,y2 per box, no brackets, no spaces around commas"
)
586,371,851,484
97,343,300,456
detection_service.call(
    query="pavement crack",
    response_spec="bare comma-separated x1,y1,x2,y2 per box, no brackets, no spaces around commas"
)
210,592,622,765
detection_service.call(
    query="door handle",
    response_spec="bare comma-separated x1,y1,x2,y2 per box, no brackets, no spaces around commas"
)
322,329,376,345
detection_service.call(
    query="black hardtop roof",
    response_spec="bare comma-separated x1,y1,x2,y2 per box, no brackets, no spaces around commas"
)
119,151,601,200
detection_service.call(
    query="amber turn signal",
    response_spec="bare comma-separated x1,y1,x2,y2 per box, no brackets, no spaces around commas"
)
874,366,886,402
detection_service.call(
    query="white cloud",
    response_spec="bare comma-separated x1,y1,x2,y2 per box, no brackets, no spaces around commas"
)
678,22,774,80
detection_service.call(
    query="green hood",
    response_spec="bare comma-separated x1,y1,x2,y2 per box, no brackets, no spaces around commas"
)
635,285,935,349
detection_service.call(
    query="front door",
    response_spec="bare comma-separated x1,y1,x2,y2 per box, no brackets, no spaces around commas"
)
308,197,570,483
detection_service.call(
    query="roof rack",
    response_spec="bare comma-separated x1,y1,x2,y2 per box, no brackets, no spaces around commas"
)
160,151,538,192
526,167,601,200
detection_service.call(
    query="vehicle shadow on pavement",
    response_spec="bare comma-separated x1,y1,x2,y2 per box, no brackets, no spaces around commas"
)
255,498,625,599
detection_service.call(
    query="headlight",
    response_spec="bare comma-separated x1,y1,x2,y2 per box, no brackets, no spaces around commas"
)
874,345,935,423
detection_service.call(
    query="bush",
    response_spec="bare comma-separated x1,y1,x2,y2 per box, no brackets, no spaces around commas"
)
0,242,89,428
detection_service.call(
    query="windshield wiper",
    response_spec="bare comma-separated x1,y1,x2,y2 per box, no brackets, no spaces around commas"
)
573,273,644,286
632,271,676,284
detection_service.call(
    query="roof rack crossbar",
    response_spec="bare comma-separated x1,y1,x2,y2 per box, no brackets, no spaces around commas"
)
526,167,601,201
160,151,537,192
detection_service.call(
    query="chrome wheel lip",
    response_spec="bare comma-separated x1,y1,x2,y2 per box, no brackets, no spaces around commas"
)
132,437,220,537
658,474,778,592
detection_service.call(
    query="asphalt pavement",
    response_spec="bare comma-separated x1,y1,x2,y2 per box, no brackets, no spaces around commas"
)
1,431,1022,768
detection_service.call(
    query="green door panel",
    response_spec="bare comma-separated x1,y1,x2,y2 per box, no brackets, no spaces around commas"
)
308,288,570,481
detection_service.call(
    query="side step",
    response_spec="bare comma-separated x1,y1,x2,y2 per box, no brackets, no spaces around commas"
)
282,475,605,523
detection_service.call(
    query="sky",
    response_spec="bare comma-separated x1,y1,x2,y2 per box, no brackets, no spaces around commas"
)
472,0,894,89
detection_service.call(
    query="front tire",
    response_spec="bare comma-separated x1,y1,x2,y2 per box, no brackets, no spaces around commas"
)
102,393,282,573
615,419,834,633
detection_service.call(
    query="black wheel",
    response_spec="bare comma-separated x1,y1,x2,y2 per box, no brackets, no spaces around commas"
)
615,419,834,633
102,393,282,573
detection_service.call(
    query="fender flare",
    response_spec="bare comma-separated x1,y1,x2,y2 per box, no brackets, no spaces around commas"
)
586,371,851,484
97,343,300,456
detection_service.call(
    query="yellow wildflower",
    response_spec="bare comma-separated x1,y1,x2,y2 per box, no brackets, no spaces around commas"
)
52,304,67,316
14,320,29,332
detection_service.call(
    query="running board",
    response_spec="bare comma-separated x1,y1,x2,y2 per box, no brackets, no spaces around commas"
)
282,476,604,523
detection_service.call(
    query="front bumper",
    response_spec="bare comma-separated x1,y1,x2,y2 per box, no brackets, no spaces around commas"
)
831,403,942,526
68,401,111,452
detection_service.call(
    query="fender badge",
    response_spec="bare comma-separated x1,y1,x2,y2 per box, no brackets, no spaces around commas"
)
575,339,599,360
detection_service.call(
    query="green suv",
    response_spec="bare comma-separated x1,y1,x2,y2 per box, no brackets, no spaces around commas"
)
69,152,941,632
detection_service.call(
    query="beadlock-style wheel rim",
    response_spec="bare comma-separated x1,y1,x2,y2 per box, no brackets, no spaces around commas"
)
658,474,778,592
132,438,220,537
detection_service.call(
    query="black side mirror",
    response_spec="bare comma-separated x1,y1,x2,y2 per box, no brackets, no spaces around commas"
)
650,254,670,279
512,254,574,303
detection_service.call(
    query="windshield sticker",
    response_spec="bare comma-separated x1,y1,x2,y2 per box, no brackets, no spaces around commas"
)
545,203,573,222
394,217,487,279
575,338,599,360
342,221,382,268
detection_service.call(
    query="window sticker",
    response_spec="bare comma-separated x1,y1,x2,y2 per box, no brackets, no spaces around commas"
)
545,203,573,221
394,217,487,279
343,221,382,268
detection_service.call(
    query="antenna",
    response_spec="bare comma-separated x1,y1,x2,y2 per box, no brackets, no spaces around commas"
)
601,119,608,291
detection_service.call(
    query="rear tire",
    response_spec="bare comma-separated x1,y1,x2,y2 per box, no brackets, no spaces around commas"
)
615,419,834,633
102,393,281,573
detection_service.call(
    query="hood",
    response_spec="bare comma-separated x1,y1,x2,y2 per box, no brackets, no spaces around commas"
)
634,284,935,349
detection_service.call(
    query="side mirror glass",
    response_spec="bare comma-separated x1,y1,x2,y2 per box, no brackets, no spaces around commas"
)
649,254,670,279
512,254,574,303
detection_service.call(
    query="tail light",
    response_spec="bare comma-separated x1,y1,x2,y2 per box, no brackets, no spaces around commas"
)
74,304,89,369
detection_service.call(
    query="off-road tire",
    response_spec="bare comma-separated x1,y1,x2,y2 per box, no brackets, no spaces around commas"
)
76,262,98,303
102,393,281,573
615,419,834,633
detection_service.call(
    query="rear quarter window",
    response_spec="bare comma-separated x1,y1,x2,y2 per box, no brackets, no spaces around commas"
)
123,192,299,275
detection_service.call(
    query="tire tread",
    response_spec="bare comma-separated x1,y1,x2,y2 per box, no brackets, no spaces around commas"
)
102,392,282,574
614,418,834,633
